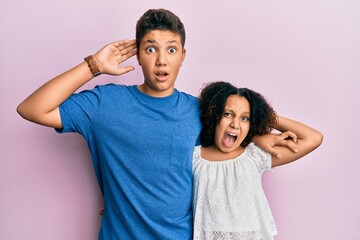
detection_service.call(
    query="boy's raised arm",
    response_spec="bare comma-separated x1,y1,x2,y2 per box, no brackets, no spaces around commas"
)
17,40,137,129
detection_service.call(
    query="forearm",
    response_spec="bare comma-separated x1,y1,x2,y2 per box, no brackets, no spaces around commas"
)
17,61,94,125
17,40,137,128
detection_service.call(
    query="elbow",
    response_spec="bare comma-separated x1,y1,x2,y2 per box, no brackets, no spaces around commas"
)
17,102,61,128
17,101,33,121
312,130,324,149
317,130,324,145
17,102,27,119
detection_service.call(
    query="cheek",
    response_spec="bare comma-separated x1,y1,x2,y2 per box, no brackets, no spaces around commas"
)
171,56,184,67
214,125,224,141
139,60,152,72
242,124,251,135
138,54,153,67
214,133,222,145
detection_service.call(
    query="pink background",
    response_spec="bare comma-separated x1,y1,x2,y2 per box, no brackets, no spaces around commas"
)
1,0,359,239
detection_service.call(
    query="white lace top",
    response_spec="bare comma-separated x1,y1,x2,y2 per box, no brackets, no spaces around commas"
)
192,143,277,240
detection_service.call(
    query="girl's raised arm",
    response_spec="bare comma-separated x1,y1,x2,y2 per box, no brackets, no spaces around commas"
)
271,116,323,168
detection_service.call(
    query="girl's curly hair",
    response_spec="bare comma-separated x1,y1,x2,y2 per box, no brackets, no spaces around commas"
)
199,81,277,147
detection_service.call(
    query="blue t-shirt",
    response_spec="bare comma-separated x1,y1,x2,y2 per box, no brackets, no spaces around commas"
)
57,84,201,239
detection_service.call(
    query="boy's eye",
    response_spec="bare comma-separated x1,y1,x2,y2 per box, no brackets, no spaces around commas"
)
168,48,177,53
146,47,156,53
223,112,232,117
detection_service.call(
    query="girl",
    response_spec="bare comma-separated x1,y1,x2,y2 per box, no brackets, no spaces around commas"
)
192,81,323,240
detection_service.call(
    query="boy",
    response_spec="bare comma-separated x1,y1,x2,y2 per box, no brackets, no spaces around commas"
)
17,9,296,239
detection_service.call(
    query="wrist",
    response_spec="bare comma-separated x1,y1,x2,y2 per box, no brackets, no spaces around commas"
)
84,55,101,77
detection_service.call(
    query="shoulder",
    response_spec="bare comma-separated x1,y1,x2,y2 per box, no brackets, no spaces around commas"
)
246,143,269,158
94,83,128,92
246,143,272,173
79,84,134,100
177,90,199,104
192,146,203,171
193,145,201,158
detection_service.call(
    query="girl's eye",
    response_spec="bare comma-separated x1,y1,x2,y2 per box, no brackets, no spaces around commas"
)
146,47,155,53
169,48,177,53
223,112,232,117
241,116,250,121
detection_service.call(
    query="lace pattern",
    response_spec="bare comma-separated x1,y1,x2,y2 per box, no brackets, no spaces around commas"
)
197,229,270,240
192,143,277,240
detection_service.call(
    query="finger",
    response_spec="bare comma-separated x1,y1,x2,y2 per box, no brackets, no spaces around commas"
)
274,138,297,152
271,150,282,159
115,48,137,63
262,144,282,159
284,140,298,153
114,40,136,52
122,42,137,55
287,131,297,143
280,131,297,142
113,41,137,58
115,66,135,75
112,39,134,48
125,49,137,59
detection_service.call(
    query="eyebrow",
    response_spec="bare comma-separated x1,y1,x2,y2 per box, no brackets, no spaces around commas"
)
144,40,157,44
224,108,250,115
144,39,179,45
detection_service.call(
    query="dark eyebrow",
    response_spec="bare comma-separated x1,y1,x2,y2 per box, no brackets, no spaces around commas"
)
167,40,179,44
144,40,158,45
224,109,250,115
144,39,179,45
224,109,234,113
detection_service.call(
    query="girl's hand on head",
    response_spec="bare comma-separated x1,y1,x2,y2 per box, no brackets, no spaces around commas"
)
279,130,297,143
93,40,137,76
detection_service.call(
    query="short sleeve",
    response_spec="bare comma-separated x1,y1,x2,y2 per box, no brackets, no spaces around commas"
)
55,86,102,136
247,143,272,174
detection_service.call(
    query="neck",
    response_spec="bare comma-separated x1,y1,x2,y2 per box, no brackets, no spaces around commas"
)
137,84,174,98
201,145,245,161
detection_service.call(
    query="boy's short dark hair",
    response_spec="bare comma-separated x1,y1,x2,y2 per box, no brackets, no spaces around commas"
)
199,81,277,147
136,9,186,49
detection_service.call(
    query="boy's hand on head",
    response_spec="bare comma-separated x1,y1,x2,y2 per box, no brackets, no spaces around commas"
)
93,40,137,76
252,132,298,158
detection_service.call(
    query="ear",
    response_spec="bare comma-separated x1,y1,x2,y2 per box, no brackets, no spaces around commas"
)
137,52,141,66
180,48,186,66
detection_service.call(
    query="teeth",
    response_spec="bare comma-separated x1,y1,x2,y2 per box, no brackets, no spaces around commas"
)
229,133,237,136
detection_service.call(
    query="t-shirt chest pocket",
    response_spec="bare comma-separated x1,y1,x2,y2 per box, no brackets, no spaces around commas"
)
170,132,196,169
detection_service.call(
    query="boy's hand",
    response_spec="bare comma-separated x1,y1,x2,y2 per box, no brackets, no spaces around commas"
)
252,132,298,158
94,40,137,76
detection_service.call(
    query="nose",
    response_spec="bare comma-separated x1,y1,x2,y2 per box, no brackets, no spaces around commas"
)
230,119,240,129
156,50,167,66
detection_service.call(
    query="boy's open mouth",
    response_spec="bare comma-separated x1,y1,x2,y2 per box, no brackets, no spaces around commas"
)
155,71,168,78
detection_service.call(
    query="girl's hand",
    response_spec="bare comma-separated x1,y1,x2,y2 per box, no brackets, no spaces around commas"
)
252,132,298,159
